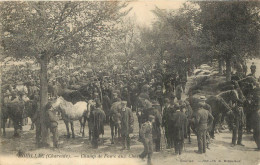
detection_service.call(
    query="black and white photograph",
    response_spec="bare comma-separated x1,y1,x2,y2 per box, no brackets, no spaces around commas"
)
0,1,259,165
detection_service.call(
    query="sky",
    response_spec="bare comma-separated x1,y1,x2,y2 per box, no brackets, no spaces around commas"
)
128,0,186,26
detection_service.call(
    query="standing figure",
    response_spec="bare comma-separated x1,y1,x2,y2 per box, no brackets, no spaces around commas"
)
32,102,59,148
120,101,134,150
139,115,155,165
228,102,245,147
193,105,214,154
89,101,106,149
250,62,256,75
175,84,183,101
170,104,187,155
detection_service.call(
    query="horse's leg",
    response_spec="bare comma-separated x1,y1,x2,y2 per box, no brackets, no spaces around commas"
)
210,114,219,139
30,121,35,130
111,125,114,144
88,121,92,141
115,124,118,138
188,123,191,143
13,120,20,138
64,121,70,138
82,117,87,137
71,121,75,138
3,118,7,137
79,118,83,134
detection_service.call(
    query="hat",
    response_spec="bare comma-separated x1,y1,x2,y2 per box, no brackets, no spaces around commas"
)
121,101,127,105
148,115,155,121
174,103,180,110
199,96,206,101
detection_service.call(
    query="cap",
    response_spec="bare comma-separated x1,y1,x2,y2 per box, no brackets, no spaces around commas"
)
199,96,206,101
121,101,127,105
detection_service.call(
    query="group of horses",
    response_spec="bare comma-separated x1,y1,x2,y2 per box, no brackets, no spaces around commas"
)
2,74,259,150
186,75,260,147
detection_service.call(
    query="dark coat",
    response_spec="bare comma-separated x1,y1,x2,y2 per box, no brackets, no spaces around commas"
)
120,107,134,135
89,108,106,136
102,95,111,113
169,110,187,141
193,108,214,131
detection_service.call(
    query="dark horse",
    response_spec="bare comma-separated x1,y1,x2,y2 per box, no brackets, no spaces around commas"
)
109,101,123,144
206,96,232,138
2,101,24,137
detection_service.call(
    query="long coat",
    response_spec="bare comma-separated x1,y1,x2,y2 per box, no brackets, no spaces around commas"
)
89,108,106,136
169,110,187,141
120,107,134,136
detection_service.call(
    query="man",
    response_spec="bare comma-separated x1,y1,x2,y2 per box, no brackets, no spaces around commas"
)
170,104,187,155
193,101,214,154
162,99,175,149
89,101,106,149
250,62,256,75
175,84,183,101
120,101,134,150
32,102,59,148
150,101,162,152
228,102,245,147
102,92,111,124
139,115,155,165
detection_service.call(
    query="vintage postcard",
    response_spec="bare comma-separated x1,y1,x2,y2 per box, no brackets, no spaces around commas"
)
0,1,259,165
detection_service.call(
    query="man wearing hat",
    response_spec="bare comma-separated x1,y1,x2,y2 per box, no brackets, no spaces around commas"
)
139,115,155,165
89,100,106,149
120,101,134,150
162,98,171,148
169,103,187,155
198,96,211,113
228,102,245,147
193,98,214,154
150,101,162,152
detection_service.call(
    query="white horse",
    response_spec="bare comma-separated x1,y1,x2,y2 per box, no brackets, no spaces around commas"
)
50,96,94,138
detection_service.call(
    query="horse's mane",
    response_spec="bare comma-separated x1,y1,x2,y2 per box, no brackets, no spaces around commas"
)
217,90,239,100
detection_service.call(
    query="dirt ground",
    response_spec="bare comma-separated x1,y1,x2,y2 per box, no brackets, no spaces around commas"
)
1,115,259,165
1,67,260,165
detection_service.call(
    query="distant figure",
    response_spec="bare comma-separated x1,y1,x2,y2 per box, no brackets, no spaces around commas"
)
139,115,155,165
228,102,245,147
89,101,106,149
120,101,134,150
170,104,187,155
250,62,256,75
193,103,214,154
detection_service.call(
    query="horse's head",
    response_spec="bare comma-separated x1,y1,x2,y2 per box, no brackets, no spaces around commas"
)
50,96,63,111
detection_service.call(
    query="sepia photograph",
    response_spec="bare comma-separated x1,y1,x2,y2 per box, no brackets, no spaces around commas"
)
0,1,259,165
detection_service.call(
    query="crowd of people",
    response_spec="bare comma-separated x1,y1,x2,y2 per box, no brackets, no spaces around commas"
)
2,60,259,165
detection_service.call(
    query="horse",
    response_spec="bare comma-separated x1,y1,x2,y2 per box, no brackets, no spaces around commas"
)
217,90,240,105
182,99,193,143
2,99,25,137
109,101,125,144
50,96,91,138
205,96,232,138
188,95,232,139
82,99,96,140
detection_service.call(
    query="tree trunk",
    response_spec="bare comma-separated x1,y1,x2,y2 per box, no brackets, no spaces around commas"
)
225,57,231,81
39,55,49,146
218,57,223,75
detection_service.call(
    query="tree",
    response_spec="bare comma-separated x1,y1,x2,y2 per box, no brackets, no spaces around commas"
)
0,1,129,145
196,1,260,81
